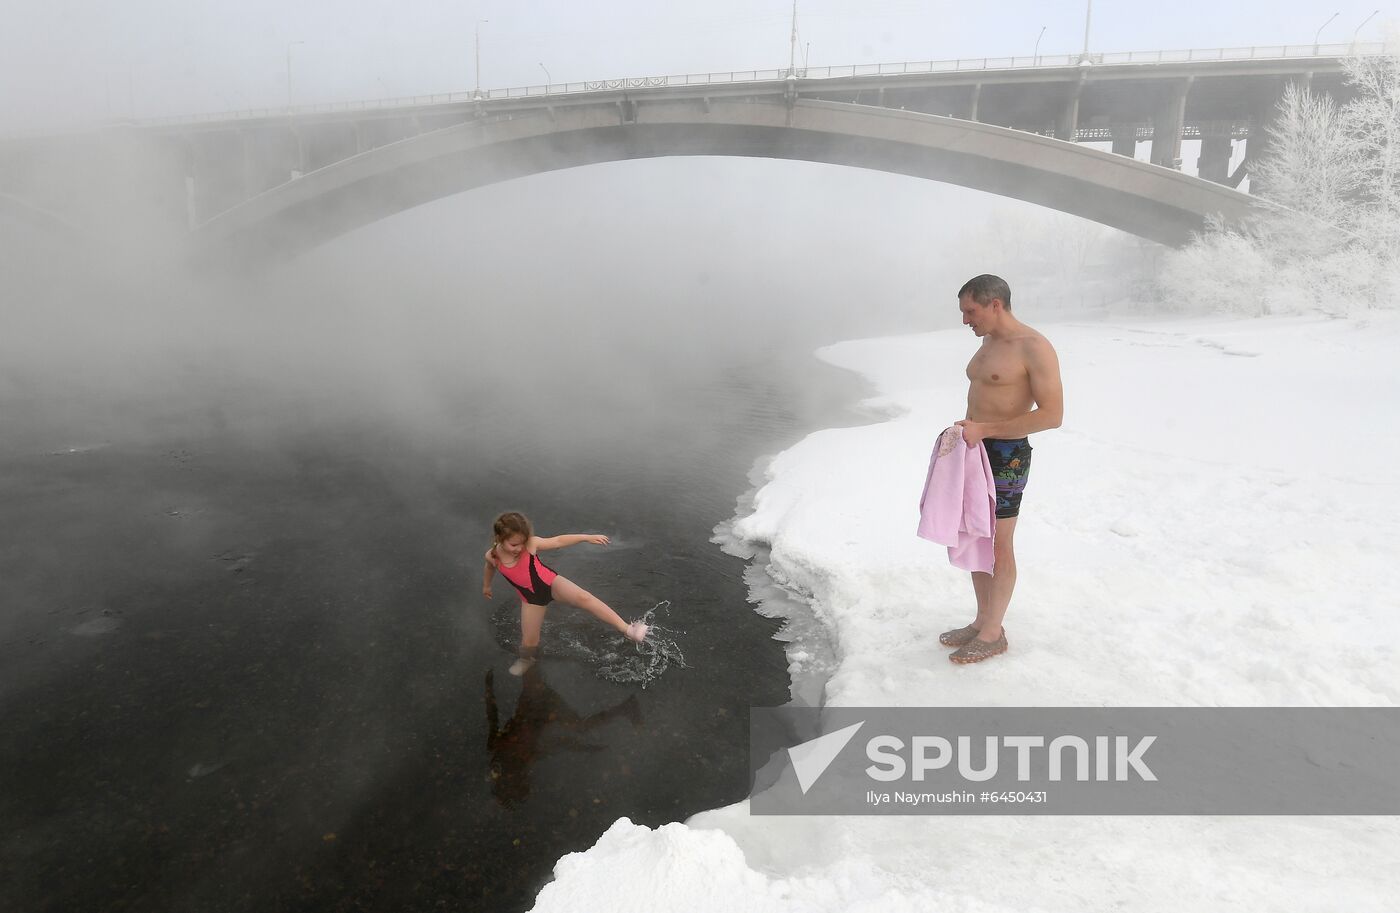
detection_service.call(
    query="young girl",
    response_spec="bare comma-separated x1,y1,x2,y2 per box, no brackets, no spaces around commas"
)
483,511,649,675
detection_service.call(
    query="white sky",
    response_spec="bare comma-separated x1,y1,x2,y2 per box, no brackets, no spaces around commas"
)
1,1,1395,130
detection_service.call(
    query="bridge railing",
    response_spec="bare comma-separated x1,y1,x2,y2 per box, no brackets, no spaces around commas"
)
139,42,1392,127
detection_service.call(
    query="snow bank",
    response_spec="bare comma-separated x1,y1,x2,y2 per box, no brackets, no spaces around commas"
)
530,314,1400,912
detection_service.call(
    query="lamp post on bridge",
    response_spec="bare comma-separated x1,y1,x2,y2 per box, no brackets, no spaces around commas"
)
1079,1,1092,64
539,63,551,91
1352,10,1380,52
1034,25,1046,66
787,0,799,78
1314,11,1339,54
285,40,304,110
474,19,489,99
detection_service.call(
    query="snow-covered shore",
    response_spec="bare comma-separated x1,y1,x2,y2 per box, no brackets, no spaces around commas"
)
531,313,1400,912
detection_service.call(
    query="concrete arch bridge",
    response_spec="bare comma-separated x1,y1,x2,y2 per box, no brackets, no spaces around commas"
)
0,45,1378,257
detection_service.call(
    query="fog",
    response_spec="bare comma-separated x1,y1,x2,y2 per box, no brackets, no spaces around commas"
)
4,151,1083,460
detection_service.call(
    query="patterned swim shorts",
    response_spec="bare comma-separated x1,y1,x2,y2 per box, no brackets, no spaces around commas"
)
984,437,1032,519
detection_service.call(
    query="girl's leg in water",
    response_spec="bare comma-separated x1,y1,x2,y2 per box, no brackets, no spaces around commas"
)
549,576,647,641
512,602,546,675
520,602,547,650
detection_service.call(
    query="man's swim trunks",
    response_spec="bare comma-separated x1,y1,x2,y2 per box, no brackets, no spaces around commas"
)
984,437,1032,519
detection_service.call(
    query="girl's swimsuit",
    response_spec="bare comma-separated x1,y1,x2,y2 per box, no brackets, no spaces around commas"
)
497,551,558,606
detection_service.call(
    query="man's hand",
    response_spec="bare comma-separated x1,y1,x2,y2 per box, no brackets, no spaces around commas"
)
955,419,988,448
585,534,610,546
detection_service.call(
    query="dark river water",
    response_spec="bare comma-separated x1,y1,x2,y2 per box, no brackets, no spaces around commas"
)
0,265,872,911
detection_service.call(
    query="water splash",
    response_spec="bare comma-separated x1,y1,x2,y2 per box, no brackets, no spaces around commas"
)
596,600,688,687
491,600,687,688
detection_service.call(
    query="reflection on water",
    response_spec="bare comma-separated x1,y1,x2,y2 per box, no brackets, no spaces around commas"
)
485,666,643,809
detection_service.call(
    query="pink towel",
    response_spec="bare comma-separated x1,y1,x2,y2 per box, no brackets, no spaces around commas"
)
916,426,997,574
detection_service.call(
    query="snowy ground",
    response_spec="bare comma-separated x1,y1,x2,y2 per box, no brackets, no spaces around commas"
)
530,312,1400,912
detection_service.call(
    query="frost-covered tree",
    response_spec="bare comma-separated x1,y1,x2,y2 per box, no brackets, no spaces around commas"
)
1156,54,1400,316
1253,82,1363,236
1340,53,1400,255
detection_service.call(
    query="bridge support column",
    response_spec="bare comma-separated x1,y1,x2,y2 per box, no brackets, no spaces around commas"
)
1110,122,1138,158
291,126,306,179
238,130,255,201
185,131,249,226
966,84,981,122
1057,73,1087,141
1197,131,1233,184
1151,77,1192,169
1056,94,1080,141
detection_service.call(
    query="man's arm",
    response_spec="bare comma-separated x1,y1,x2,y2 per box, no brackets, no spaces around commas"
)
534,534,610,551
961,339,1064,441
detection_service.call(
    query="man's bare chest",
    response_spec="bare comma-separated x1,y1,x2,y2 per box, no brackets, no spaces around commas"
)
966,344,1027,386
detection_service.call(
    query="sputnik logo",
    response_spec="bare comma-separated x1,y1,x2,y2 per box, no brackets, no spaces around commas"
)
787,721,865,794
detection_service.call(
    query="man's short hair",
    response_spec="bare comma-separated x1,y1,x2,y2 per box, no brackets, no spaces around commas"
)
958,274,1011,310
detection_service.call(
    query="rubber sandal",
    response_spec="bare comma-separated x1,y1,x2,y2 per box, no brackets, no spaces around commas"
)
939,624,981,647
949,632,1008,664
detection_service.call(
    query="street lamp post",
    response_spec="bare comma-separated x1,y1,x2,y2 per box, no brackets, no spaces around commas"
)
1314,11,1340,54
1080,1,1092,63
1352,9,1380,52
474,19,488,98
285,40,304,109
1034,25,1046,65
787,0,799,77
539,62,551,88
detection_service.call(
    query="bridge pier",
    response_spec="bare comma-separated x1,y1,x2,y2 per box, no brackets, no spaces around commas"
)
1110,122,1138,158
1197,129,1234,183
1057,93,1081,141
187,130,251,226
357,116,422,151
238,131,254,200
966,84,981,122
246,128,303,193
292,127,306,178
1150,77,1193,169
1057,72,1088,141
299,123,360,172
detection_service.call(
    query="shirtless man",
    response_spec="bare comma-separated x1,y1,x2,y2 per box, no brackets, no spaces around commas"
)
940,274,1064,664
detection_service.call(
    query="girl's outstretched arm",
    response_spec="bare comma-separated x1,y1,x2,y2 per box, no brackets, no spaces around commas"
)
533,533,609,551
482,547,497,598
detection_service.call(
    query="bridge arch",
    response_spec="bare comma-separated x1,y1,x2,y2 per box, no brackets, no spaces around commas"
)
0,192,83,239
194,98,1258,259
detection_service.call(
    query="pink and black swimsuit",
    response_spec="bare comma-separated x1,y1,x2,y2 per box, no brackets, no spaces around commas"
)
497,552,558,606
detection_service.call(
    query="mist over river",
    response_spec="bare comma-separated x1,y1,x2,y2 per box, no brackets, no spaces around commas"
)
0,158,946,912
